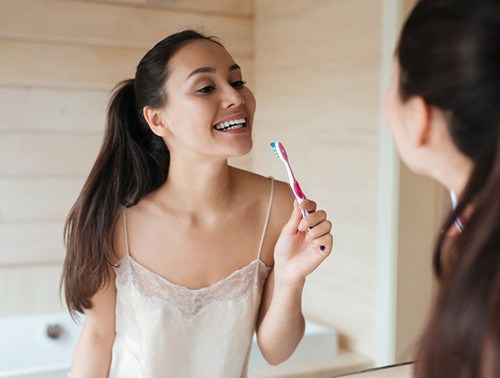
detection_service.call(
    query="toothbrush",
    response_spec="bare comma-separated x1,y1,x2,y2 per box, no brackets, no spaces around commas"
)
270,141,326,251
269,141,308,217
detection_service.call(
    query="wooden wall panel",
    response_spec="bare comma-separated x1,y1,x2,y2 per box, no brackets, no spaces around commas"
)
0,264,63,316
0,0,253,58
0,40,143,89
0,223,64,266
0,40,252,89
0,178,83,223
0,87,108,133
0,134,102,177
83,0,253,17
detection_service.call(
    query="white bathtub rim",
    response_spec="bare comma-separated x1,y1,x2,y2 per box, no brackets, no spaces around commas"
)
0,363,69,378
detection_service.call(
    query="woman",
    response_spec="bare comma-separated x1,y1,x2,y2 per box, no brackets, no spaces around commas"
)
383,0,500,376
62,30,333,377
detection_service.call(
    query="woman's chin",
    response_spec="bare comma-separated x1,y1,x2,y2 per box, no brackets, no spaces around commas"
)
232,140,253,157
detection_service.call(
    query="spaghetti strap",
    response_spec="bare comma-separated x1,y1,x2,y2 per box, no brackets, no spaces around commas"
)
123,207,131,257
257,177,275,260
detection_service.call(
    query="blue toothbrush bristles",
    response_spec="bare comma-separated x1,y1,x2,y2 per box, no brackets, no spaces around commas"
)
270,142,281,159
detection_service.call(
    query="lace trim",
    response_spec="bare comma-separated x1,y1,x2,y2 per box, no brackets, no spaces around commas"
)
114,257,271,317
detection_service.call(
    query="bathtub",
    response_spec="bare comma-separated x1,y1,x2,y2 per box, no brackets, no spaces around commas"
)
0,312,81,378
0,312,338,377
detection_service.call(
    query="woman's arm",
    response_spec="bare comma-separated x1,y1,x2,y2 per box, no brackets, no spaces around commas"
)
256,199,333,365
70,267,117,378
255,270,306,365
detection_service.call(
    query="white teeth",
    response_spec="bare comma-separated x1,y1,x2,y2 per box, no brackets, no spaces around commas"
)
214,118,246,131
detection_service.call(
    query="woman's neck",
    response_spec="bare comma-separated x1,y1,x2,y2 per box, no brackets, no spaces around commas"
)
431,150,473,196
153,155,237,216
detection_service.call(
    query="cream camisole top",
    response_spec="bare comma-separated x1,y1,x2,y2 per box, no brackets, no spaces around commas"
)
108,178,274,378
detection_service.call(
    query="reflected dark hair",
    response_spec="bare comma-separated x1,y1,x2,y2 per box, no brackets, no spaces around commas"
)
396,0,500,377
62,30,223,314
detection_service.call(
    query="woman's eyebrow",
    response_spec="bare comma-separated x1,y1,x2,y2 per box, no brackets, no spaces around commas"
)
187,67,215,79
186,64,241,79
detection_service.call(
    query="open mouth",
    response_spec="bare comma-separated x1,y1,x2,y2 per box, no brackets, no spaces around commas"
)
213,118,246,132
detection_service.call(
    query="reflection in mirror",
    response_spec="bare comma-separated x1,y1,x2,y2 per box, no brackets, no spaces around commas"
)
0,0,433,377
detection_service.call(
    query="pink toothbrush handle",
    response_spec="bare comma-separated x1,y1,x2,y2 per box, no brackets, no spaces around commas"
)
291,180,308,217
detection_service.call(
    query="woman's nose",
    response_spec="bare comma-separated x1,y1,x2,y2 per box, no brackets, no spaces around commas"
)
221,85,245,108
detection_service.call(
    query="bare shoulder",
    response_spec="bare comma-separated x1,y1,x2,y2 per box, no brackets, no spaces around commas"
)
231,166,287,190
230,167,293,208
268,178,294,234
263,177,293,264
271,178,295,215
230,166,293,219
230,166,271,188
231,167,294,263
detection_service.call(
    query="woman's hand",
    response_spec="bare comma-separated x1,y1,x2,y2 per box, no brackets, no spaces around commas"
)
273,199,333,285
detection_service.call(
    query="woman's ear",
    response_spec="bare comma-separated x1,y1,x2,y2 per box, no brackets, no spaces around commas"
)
143,107,167,137
405,96,432,147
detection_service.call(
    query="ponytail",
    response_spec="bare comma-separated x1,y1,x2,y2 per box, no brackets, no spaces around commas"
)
62,79,169,314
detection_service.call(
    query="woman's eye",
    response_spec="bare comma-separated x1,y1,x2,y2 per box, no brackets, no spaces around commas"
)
197,85,215,94
231,80,246,89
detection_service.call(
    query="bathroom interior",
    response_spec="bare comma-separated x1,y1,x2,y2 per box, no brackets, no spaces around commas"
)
0,0,448,377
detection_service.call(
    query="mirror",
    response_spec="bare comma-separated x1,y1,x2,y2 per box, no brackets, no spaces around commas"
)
0,0,437,377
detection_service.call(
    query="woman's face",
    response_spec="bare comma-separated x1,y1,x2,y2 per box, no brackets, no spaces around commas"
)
156,39,256,159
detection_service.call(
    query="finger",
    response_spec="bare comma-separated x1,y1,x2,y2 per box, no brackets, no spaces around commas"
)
281,200,304,235
298,198,317,214
313,233,334,255
305,219,332,240
298,210,328,231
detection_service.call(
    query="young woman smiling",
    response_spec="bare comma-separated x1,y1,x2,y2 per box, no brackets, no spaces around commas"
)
62,30,333,377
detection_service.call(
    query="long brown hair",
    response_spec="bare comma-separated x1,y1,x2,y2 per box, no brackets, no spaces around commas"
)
62,30,222,314
397,0,500,376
